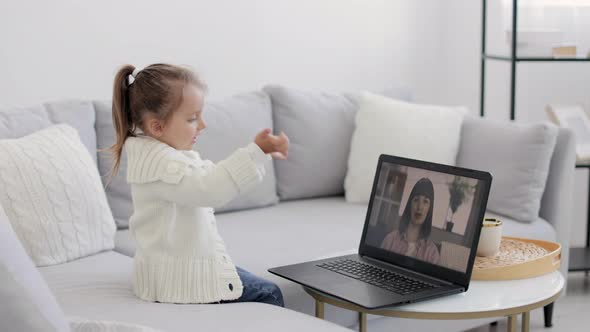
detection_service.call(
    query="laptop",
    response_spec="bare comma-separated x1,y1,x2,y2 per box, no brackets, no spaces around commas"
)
268,154,492,309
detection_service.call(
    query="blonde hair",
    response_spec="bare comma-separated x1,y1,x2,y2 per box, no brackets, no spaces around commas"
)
107,63,206,179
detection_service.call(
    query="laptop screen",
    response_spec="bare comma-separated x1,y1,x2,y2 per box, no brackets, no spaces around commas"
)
359,155,492,286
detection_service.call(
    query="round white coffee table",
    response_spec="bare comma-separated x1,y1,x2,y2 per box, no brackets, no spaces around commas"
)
304,271,564,332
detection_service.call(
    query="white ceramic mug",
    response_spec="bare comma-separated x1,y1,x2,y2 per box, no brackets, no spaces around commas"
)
476,218,503,257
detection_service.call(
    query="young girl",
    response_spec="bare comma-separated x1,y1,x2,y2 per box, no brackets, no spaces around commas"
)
108,63,289,306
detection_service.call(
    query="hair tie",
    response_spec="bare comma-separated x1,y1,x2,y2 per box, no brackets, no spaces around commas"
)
127,68,142,87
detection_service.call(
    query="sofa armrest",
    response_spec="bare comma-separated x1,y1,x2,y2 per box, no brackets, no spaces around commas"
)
539,128,576,276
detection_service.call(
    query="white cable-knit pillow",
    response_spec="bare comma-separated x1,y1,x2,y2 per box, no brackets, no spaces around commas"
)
0,124,116,266
345,92,466,203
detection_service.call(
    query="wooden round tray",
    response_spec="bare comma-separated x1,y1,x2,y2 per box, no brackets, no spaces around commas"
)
472,236,561,280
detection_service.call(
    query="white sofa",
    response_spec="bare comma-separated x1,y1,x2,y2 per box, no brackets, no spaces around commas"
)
0,85,576,332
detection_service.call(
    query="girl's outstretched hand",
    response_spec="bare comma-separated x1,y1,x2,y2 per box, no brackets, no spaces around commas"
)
254,128,289,160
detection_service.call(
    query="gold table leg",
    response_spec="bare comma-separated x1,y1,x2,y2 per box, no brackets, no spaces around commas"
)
359,312,367,332
522,311,530,332
507,315,517,332
315,299,325,319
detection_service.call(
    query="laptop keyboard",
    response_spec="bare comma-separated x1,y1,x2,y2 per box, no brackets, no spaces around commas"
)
316,259,436,295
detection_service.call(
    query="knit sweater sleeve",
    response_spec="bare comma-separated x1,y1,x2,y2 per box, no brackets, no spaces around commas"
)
148,143,269,208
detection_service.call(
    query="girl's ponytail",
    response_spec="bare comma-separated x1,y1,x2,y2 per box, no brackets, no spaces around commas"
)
108,64,136,180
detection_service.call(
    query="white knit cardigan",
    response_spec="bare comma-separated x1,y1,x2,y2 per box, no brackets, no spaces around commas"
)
125,135,269,304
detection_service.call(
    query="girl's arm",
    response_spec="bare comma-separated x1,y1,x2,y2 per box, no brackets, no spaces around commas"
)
147,143,269,208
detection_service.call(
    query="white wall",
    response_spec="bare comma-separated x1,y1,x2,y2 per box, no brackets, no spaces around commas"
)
0,0,434,108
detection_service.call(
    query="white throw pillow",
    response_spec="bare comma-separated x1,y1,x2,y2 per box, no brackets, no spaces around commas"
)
345,92,466,203
0,124,116,266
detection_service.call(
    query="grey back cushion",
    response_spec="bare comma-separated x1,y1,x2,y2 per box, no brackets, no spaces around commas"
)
94,101,133,229
0,100,97,164
0,206,70,332
456,116,558,223
94,91,278,228
263,85,413,200
194,91,278,212
263,85,356,200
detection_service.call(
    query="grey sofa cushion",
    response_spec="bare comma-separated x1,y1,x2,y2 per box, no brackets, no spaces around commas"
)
95,92,279,228
94,101,133,229
457,116,558,223
40,251,350,332
0,206,70,332
264,85,414,201
194,91,278,212
0,100,97,164
263,85,358,200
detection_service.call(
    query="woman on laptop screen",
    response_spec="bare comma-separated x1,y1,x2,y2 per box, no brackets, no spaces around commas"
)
381,177,440,264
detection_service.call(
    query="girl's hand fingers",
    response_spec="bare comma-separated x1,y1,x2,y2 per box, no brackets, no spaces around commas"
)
280,132,289,142
264,132,288,155
269,135,284,146
270,152,287,160
274,134,288,146
277,145,288,158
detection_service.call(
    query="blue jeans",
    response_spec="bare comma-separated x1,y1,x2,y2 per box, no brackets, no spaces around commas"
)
224,267,284,307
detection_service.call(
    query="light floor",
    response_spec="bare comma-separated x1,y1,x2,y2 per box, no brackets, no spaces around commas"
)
465,272,590,332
